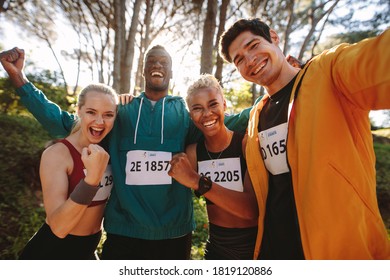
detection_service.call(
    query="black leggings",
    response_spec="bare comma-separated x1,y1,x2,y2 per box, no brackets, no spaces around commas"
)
19,223,101,260
205,223,258,260
101,232,192,260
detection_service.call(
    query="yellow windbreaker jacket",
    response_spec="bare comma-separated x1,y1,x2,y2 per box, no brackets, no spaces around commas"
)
247,29,390,259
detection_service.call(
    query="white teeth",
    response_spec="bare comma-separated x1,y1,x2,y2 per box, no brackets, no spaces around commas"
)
203,120,216,127
90,127,104,137
151,71,163,77
253,60,267,75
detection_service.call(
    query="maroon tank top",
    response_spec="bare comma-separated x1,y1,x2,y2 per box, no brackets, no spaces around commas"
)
59,139,109,207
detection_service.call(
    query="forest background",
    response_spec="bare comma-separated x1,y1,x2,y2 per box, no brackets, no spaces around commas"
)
0,0,389,260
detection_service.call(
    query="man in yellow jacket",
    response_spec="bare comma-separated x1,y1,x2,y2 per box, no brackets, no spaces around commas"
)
219,18,390,260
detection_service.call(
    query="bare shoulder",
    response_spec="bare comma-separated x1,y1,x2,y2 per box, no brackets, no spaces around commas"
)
40,141,72,168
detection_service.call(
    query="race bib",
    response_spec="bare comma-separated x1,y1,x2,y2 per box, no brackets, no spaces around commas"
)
258,122,289,175
198,158,243,192
125,150,172,185
83,164,114,201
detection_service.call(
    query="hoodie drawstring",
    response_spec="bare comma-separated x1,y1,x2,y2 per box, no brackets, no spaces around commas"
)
134,96,166,145
134,97,144,144
161,97,166,145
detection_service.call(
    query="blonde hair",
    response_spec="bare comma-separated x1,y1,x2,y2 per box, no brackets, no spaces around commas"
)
186,74,224,104
71,83,119,134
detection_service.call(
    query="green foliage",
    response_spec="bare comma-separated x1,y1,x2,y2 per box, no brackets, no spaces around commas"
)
0,113,52,259
374,142,390,229
26,71,73,110
225,82,253,114
375,143,390,191
0,78,20,114
0,70,73,116
191,195,208,260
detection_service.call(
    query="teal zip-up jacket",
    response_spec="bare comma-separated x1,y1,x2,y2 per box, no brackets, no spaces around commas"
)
16,83,251,240
106,93,194,239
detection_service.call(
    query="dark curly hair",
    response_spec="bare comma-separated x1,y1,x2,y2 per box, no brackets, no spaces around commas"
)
219,18,272,63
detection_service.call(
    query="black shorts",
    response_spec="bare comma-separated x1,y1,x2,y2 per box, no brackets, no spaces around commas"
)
19,223,101,260
205,223,258,260
101,232,192,260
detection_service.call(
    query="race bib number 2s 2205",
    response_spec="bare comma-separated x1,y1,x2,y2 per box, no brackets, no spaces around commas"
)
198,158,243,192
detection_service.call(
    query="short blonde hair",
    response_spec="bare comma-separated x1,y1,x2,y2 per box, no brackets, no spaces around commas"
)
186,74,223,104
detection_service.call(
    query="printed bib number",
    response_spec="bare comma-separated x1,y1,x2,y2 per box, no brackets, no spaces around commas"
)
83,164,114,201
198,158,243,192
125,150,172,185
258,122,289,175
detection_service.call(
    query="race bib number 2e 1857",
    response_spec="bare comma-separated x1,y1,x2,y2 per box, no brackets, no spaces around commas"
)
125,150,172,185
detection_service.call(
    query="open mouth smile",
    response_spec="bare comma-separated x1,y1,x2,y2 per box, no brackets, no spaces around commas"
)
203,119,217,128
151,71,164,78
89,127,104,137
252,59,268,75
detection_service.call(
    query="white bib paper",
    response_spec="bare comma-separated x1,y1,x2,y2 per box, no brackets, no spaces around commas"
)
125,150,172,185
83,164,113,201
198,157,243,192
258,122,289,175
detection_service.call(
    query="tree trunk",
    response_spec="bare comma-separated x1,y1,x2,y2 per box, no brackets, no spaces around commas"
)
120,0,143,94
282,0,295,55
200,0,217,74
214,0,229,82
112,0,125,93
134,0,152,96
298,0,340,60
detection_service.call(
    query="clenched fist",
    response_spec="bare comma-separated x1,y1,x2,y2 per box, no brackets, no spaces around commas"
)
0,47,28,88
168,153,199,190
81,144,110,186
